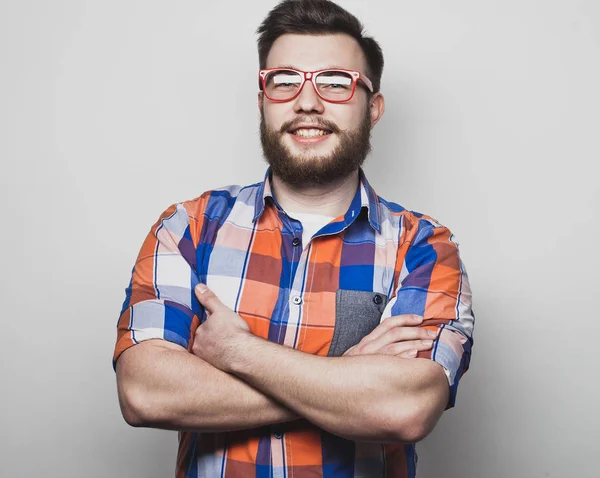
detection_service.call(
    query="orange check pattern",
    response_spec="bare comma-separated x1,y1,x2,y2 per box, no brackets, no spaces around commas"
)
114,170,474,477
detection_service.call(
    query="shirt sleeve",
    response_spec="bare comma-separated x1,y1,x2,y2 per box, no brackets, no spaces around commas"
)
380,214,475,408
113,203,203,368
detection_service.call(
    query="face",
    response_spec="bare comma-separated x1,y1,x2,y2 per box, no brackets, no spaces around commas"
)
259,34,384,186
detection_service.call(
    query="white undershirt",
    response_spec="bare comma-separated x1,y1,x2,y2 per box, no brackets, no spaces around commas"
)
286,211,336,248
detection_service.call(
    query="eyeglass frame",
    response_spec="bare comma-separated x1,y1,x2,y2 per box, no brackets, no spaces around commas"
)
258,68,374,104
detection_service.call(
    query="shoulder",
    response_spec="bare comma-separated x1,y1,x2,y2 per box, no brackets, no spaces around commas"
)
170,181,263,224
148,181,262,242
376,195,449,241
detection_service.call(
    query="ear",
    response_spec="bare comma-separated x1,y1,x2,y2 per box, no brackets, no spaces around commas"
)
258,91,264,111
369,92,385,128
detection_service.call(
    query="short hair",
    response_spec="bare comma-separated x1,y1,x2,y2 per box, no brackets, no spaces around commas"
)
257,0,384,93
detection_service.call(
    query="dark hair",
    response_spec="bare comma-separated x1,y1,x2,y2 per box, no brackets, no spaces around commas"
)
257,0,384,93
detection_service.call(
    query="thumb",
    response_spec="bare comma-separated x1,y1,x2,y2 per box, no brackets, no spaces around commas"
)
195,284,226,314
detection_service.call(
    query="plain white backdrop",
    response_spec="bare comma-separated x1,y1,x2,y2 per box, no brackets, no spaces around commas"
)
1,1,599,477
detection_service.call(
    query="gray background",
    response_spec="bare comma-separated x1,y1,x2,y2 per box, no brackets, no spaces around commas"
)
1,0,599,477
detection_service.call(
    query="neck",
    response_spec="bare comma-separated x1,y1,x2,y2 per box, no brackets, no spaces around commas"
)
271,170,360,218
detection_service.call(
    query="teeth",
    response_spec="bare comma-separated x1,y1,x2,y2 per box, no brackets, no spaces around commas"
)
293,129,329,138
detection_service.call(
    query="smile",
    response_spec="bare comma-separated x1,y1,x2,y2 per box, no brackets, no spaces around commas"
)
290,128,333,138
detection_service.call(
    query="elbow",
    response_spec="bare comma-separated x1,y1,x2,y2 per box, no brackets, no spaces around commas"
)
120,404,145,428
114,343,188,429
359,404,434,444
117,379,162,428
390,418,433,444
118,386,148,427
382,395,446,443
387,364,450,443
116,355,170,429
380,412,436,444
122,410,144,428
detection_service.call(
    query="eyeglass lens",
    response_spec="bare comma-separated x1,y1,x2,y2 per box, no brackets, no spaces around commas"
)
264,70,354,101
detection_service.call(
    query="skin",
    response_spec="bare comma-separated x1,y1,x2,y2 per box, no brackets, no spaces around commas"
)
259,33,385,217
116,33,448,442
193,285,447,443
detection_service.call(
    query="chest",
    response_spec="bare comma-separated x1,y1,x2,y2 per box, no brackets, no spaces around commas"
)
199,211,400,356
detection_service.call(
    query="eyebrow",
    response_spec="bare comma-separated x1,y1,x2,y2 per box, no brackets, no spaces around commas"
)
273,65,350,71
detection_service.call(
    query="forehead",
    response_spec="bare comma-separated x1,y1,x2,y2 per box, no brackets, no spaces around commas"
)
265,34,367,73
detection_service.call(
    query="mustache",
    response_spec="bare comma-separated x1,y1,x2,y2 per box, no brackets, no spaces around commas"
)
279,117,341,134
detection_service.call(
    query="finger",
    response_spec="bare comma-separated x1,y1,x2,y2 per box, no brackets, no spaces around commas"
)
384,314,424,329
359,314,424,345
380,339,435,357
359,325,437,353
387,325,438,342
194,284,227,314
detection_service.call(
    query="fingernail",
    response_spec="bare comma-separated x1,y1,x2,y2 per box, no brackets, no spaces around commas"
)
427,329,437,337
421,340,433,346
196,284,208,294
408,349,418,357
412,316,423,323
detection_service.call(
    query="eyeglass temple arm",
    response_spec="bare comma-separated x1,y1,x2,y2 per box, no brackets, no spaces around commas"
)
360,74,374,92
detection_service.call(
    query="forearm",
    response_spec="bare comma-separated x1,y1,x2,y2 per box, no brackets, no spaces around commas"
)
229,335,448,443
116,340,297,432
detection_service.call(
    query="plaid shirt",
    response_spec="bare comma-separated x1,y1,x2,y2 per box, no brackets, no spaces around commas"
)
114,169,474,478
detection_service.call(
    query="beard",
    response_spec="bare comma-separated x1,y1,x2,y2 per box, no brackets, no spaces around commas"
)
259,108,372,187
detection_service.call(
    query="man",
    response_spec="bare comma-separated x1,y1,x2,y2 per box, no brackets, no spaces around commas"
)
114,0,474,476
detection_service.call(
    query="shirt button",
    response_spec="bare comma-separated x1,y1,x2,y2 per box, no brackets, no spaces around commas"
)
373,294,383,305
292,237,301,247
292,295,303,305
274,432,283,439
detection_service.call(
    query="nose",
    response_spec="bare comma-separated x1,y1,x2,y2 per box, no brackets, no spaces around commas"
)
292,77,325,114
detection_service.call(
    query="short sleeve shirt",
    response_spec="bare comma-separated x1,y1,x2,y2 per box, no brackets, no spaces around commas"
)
114,169,475,478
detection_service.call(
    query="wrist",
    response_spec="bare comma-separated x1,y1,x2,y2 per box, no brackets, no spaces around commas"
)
226,332,262,375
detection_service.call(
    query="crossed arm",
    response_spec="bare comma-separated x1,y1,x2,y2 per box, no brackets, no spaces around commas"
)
116,285,449,443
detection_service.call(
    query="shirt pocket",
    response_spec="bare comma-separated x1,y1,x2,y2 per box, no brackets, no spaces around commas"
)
327,289,389,357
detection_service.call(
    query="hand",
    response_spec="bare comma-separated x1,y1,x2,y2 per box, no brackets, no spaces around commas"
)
192,284,252,372
343,314,438,358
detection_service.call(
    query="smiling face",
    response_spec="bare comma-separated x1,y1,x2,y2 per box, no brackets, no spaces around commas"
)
259,33,384,186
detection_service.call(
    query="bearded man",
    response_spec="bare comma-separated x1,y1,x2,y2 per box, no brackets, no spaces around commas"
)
114,1,474,476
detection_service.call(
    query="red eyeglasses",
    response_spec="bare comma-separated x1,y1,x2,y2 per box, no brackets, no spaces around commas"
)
259,68,374,103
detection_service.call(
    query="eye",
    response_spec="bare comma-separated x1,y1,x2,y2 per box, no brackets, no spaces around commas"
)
316,74,352,90
270,73,301,89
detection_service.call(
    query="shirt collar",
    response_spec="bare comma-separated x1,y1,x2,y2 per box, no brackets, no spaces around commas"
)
253,168,381,233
